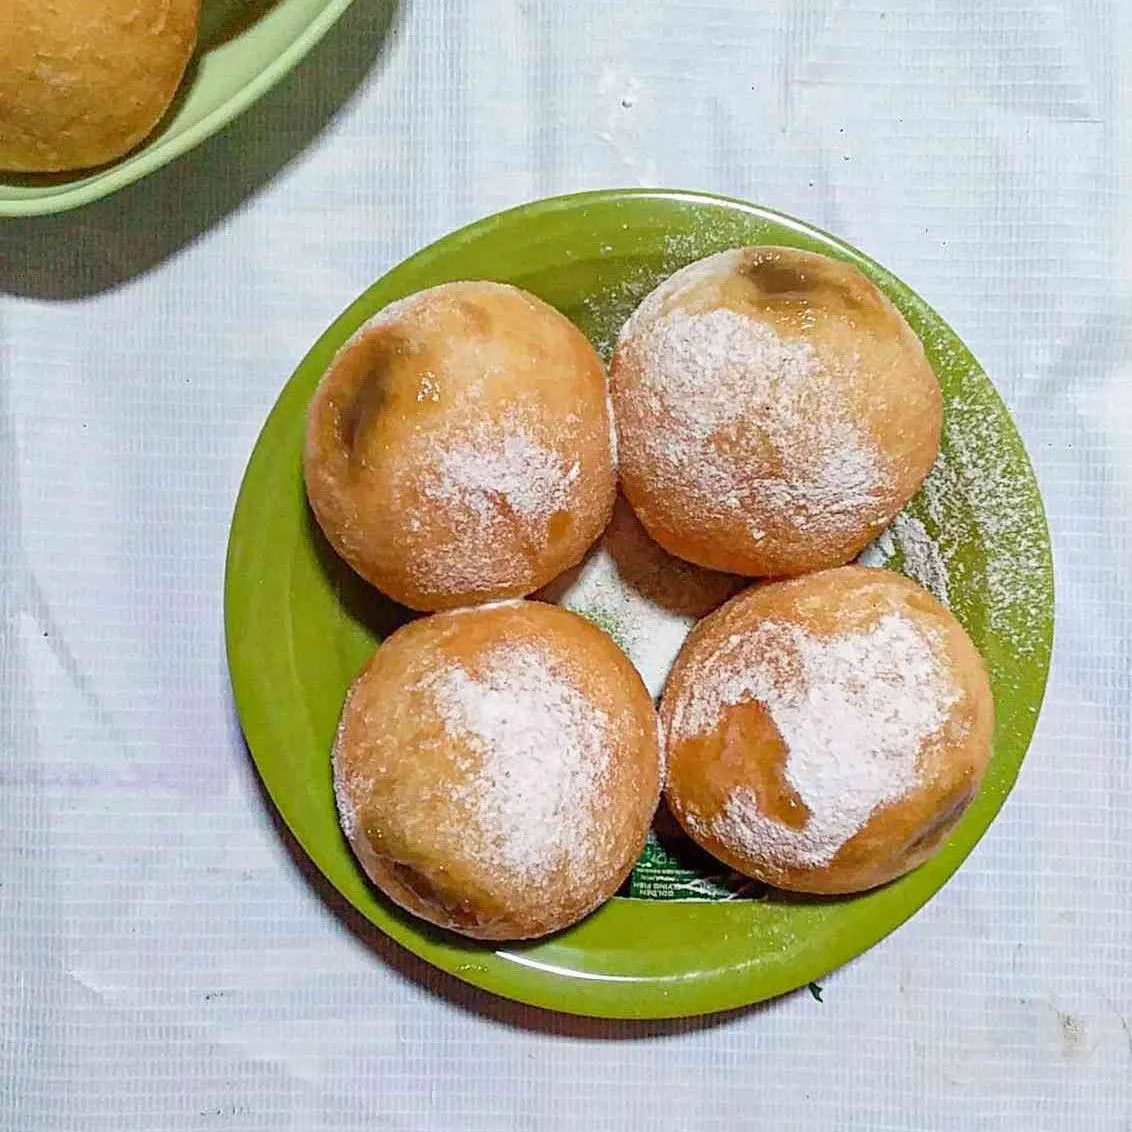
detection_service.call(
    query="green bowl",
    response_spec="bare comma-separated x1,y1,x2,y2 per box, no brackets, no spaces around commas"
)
0,0,358,217
225,189,1054,1019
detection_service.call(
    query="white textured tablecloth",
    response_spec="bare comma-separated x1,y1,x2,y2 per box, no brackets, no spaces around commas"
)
2,1,1130,1128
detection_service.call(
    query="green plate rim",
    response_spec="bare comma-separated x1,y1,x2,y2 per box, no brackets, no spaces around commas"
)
0,0,357,218
225,188,1054,1019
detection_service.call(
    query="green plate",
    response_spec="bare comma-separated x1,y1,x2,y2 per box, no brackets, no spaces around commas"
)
0,0,358,217
225,189,1053,1019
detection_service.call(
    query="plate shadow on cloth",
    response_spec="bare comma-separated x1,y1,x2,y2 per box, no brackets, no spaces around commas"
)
0,0,402,300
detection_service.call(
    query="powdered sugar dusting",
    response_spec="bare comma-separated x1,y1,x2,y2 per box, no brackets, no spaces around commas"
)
425,424,578,524
540,498,742,698
857,528,897,569
853,364,1050,668
411,422,579,592
672,613,958,868
581,239,753,362
547,546,692,698
424,644,611,884
938,394,1049,649
859,511,950,606
333,763,361,841
605,384,619,466
620,303,885,541
620,248,747,338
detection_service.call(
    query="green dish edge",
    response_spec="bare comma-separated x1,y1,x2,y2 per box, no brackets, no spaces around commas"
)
0,0,357,218
224,188,1054,1020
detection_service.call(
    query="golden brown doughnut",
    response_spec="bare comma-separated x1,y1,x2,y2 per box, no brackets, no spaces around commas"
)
610,247,942,577
305,281,617,612
662,567,994,895
333,601,661,940
0,0,200,172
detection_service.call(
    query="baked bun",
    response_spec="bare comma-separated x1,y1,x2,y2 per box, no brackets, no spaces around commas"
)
610,247,942,577
333,601,661,940
662,567,993,895
0,0,200,172
305,282,617,612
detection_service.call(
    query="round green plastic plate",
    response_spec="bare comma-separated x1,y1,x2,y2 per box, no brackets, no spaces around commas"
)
225,189,1053,1019
0,0,359,217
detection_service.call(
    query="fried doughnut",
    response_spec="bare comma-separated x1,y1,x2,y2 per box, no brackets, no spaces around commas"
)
333,601,661,940
610,247,942,576
0,0,199,171
662,567,993,894
305,281,616,611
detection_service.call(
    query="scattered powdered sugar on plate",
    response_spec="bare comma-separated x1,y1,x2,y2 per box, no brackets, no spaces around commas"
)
540,498,743,698
889,513,949,605
858,510,950,606
582,271,669,364
856,528,897,570
855,352,1050,665
673,613,959,868
579,226,752,363
424,644,612,884
544,545,693,698
618,248,746,337
936,395,1049,653
621,303,885,541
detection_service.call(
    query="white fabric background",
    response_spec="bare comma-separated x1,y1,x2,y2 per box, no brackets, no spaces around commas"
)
2,0,1130,1128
